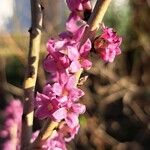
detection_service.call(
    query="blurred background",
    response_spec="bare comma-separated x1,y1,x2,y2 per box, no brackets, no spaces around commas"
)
0,0,150,150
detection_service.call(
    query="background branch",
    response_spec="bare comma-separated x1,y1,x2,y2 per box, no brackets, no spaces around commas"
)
21,0,43,149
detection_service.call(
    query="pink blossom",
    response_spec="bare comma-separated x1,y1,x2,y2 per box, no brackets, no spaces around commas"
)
59,123,80,142
68,39,92,73
31,130,67,150
2,140,16,150
44,54,69,84
35,76,84,122
66,0,91,13
66,13,84,33
35,92,67,121
58,75,84,102
34,0,94,147
65,103,86,129
94,25,122,62
59,26,92,73
4,99,23,124
0,100,23,150
60,24,87,43
46,132,67,150
44,25,91,75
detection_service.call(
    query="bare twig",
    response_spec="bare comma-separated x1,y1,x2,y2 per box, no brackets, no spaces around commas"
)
21,0,43,149
32,0,112,148
4,83,24,96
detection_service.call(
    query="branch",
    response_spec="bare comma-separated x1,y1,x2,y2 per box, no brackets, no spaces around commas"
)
32,0,112,148
21,0,43,149
81,0,112,45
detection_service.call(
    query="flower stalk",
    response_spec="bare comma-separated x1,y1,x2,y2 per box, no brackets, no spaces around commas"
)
80,0,112,46
32,0,112,148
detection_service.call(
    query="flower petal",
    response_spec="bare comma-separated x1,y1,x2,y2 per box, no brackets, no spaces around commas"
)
65,113,79,128
72,103,86,114
52,107,67,122
69,60,81,73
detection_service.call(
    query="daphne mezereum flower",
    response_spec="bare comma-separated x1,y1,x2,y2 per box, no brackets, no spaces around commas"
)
31,130,67,150
44,25,91,81
94,25,122,62
59,123,80,142
35,76,84,121
35,92,67,121
66,0,92,13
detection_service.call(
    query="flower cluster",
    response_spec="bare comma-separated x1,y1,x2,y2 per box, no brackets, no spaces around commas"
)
33,0,122,149
0,100,23,150
34,0,92,149
94,25,122,62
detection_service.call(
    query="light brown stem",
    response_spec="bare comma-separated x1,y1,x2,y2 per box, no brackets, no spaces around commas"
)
88,0,111,30
33,0,112,148
21,0,43,149
81,0,112,46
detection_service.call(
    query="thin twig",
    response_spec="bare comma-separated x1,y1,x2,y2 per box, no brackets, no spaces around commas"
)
32,0,112,148
4,83,24,96
21,0,43,149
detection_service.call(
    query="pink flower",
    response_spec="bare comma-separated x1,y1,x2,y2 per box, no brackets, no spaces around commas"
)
68,39,92,73
0,100,23,150
66,0,91,13
35,92,67,121
59,26,92,73
58,75,84,102
2,140,16,150
94,25,122,62
60,24,87,43
35,75,84,120
35,75,85,125
44,54,69,84
65,103,86,129
34,0,94,147
31,130,67,150
44,25,92,76
46,132,67,150
59,123,80,142
66,13,84,33
5,100,23,124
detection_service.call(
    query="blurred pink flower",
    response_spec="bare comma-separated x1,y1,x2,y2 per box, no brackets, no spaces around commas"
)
0,100,23,150
31,130,67,150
